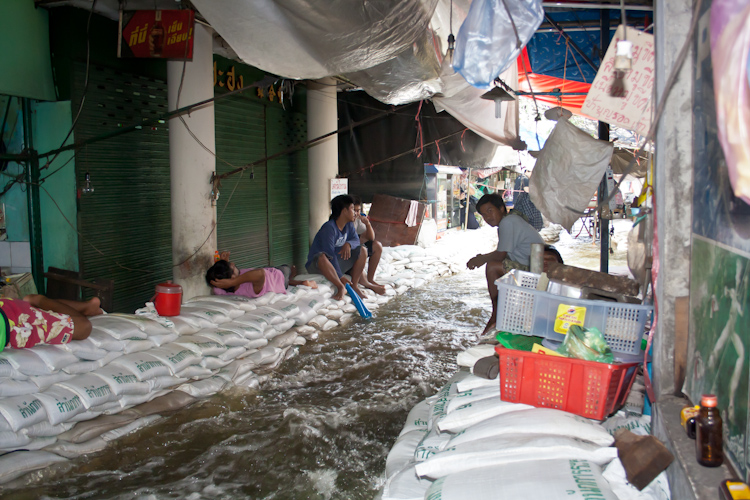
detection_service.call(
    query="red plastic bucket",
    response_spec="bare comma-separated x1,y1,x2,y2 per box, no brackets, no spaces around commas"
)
154,282,182,316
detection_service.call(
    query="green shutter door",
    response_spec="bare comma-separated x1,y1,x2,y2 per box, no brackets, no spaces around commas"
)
266,107,309,268
214,90,269,268
72,63,173,313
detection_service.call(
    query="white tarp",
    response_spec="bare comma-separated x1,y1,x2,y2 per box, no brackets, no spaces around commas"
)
530,119,614,231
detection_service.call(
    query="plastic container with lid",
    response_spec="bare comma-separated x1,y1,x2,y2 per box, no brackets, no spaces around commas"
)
153,281,183,316
696,394,723,467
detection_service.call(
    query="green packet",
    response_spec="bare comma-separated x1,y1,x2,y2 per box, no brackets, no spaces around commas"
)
495,331,543,352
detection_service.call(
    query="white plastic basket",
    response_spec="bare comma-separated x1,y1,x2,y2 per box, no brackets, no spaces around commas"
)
495,270,652,356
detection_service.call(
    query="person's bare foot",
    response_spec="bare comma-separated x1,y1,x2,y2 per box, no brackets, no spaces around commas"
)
351,284,367,299
482,318,497,335
290,264,298,279
303,280,318,289
333,286,345,301
84,297,104,316
364,282,386,295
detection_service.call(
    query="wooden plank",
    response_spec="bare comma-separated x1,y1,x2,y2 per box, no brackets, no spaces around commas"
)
368,194,426,247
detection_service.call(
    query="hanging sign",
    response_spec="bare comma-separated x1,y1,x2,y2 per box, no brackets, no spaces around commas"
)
118,10,195,59
330,178,348,200
581,26,654,136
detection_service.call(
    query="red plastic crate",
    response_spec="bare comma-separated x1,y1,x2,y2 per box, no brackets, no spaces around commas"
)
495,346,640,420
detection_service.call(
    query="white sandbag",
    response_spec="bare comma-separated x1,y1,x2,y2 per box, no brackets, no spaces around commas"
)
146,331,180,347
341,304,357,314
148,375,188,391
180,305,231,325
0,377,43,397
307,314,328,329
1,435,57,452
217,357,257,382
124,390,196,417
602,411,652,437
264,301,301,319
35,385,87,425
56,374,117,409
44,436,108,458
146,343,203,374
0,451,68,485
169,316,201,334
380,464,433,500
60,338,109,360
338,313,355,325
66,408,102,423
188,294,257,311
438,398,532,433
387,430,428,478
2,349,61,376
117,392,154,409
56,414,134,444
218,345,247,362
246,346,282,366
244,338,269,350
172,313,214,330
219,322,265,340
172,335,228,356
0,356,24,378
251,292,276,306
201,356,233,370
100,415,162,442
232,312,271,329
252,306,285,325
121,339,156,354
321,319,338,331
0,430,32,450
455,374,500,393
427,370,474,429
445,385,500,414
416,434,618,480
86,330,125,351
456,345,497,369
448,408,615,448
272,318,296,334
293,336,306,346
233,371,261,388
294,325,318,339
602,458,671,500
325,309,345,320
25,420,73,438
91,364,151,396
429,460,617,500
269,331,298,349
197,329,248,347
414,428,451,462
175,365,214,380
89,316,148,340
108,313,175,335
61,351,123,376
399,399,431,437
109,353,172,381
176,376,227,398
0,395,47,431
179,300,242,319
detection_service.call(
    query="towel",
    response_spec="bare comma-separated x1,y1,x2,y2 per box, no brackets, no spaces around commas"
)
405,200,420,227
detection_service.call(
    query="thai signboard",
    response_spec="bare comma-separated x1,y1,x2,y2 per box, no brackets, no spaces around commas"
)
581,26,654,136
118,10,195,59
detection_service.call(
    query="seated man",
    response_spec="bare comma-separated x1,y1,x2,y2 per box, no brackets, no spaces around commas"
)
206,252,316,298
467,193,544,334
543,244,564,272
306,194,368,301
352,195,386,295
0,295,101,350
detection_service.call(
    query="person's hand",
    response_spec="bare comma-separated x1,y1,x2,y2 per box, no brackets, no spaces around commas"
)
303,280,318,289
338,242,351,260
219,251,231,261
467,254,485,270
340,275,352,286
210,277,237,289
360,214,372,226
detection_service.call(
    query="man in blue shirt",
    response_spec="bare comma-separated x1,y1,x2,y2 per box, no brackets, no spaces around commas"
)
306,194,368,301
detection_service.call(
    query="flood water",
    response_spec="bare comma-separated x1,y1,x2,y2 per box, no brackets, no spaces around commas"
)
3,220,631,500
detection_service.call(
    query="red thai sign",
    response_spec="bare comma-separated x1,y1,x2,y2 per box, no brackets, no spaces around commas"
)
119,10,194,59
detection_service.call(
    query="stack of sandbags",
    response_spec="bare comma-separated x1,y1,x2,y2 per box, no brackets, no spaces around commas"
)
539,223,564,243
378,368,671,500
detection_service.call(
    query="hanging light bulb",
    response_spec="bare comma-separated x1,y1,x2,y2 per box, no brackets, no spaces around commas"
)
82,171,94,194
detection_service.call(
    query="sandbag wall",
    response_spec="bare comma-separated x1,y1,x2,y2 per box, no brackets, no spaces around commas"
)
0,244,463,485
378,368,670,500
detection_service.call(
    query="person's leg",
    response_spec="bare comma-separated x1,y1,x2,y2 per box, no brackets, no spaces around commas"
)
366,240,384,287
358,243,386,295
309,253,346,300
23,295,92,340
483,261,506,334
345,246,368,299
55,297,104,316
274,264,292,288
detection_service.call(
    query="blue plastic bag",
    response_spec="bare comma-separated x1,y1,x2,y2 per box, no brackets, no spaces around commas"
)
453,0,544,89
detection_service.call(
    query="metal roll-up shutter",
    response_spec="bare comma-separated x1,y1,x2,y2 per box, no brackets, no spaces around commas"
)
214,90,269,268
266,107,309,268
72,62,172,313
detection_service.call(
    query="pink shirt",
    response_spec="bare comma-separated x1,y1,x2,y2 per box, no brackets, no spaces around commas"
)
213,267,287,298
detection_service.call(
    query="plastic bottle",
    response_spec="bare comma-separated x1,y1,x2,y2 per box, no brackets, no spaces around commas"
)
696,394,723,467
214,251,220,262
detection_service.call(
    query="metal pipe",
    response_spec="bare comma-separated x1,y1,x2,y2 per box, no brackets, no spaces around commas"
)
598,9,610,274
542,2,653,11
22,98,45,293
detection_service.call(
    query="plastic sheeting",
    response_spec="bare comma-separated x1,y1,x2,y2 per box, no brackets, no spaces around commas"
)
517,49,591,115
711,0,750,204
452,0,544,89
530,119,614,231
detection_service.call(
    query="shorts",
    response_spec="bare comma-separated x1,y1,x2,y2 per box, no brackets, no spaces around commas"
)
503,257,529,273
0,298,74,350
364,240,374,255
274,264,292,288
306,245,363,276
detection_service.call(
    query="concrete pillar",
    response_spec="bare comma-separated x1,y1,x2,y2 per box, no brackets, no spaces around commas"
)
653,0,694,398
307,78,339,242
167,24,216,300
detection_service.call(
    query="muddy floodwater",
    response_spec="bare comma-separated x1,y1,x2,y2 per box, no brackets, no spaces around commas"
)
3,220,631,500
